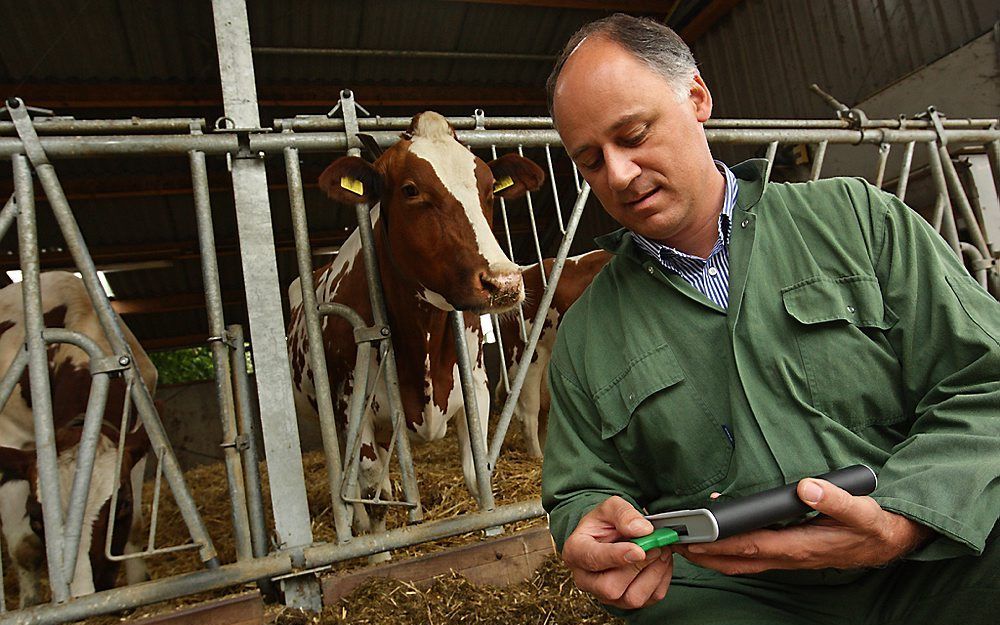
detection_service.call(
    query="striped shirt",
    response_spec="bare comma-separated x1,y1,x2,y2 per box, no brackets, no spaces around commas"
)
632,162,739,309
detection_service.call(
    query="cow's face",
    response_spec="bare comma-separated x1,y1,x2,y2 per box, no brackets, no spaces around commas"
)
319,111,545,314
0,424,148,596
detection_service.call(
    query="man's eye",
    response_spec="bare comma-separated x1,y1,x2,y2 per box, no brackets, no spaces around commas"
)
623,130,647,146
580,156,602,171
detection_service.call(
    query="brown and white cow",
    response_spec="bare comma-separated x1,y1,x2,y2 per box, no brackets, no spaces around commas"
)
0,271,154,606
496,250,611,458
287,112,544,544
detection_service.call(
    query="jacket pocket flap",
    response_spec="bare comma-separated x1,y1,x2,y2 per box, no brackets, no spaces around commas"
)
593,343,685,440
782,275,895,329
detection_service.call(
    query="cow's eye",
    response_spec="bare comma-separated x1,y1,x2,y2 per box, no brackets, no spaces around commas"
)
402,183,419,198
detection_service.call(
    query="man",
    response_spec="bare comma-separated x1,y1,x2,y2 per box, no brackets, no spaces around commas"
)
541,14,999,624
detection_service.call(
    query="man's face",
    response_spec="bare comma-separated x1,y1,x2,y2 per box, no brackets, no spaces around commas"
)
552,37,715,245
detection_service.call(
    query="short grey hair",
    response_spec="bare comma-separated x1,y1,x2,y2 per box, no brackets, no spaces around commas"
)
546,13,698,119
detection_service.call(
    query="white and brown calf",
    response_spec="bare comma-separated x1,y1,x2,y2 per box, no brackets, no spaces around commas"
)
287,112,544,547
0,272,154,606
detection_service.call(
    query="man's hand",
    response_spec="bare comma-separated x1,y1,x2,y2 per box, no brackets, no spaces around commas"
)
674,478,934,575
561,496,674,610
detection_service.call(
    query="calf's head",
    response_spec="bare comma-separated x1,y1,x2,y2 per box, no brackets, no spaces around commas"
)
0,424,149,597
319,111,545,314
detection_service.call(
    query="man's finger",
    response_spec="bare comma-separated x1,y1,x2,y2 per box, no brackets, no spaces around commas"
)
596,495,653,537
563,534,648,572
797,478,882,530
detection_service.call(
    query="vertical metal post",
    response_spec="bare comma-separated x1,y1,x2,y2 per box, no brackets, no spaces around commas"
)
189,149,253,562
809,140,827,181
874,143,890,188
491,145,527,342
211,0,319,609
764,141,779,183
517,146,546,287
449,311,495,511
544,146,566,235
926,142,962,257
896,141,916,201
13,152,70,603
284,145,354,542
227,324,269,560
488,184,592,469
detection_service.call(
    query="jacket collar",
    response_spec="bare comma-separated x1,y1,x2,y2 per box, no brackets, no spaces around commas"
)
595,158,769,259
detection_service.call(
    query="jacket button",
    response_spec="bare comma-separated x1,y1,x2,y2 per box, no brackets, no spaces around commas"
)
741,219,750,228
647,266,655,274
847,305,856,313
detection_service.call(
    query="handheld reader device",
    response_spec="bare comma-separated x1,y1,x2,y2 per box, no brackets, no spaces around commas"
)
630,465,877,550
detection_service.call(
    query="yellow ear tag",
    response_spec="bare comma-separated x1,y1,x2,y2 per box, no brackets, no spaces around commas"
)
340,176,364,196
493,176,514,193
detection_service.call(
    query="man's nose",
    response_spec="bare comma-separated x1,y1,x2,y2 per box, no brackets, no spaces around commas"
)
605,148,640,192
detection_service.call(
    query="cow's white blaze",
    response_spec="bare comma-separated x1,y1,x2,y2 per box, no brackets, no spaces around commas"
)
407,114,517,275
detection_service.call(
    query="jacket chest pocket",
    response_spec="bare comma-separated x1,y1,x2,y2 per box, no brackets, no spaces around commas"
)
781,275,903,430
593,343,733,497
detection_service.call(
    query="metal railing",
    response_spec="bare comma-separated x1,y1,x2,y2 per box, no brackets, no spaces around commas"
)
0,96,996,624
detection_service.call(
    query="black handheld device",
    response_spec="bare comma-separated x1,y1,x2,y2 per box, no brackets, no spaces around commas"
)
631,465,877,549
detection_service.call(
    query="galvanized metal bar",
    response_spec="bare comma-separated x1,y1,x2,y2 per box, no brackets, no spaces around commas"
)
926,142,962,257
490,145,527,343
254,46,554,63
5,128,1000,160
0,118,206,136
809,140,827,181
492,313,510,394
284,145,354,542
764,141,779,184
211,2,317,609
147,446,165,551
10,98,220,569
489,184,592,469
12,152,69,602
988,141,1000,202
189,148,253,562
517,146,546,288
874,143,891,188
0,196,17,244
227,324,269,561
0,344,28,412
544,145,566,234
352,200,422,522
0,499,544,625
937,144,993,260
960,243,989,289
896,141,916,201
571,161,582,193
449,311,495,512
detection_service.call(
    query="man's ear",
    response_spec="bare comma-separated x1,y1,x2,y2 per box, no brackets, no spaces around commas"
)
488,153,546,200
0,446,35,483
318,156,383,205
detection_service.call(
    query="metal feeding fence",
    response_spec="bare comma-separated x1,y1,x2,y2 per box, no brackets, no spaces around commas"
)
0,7,998,625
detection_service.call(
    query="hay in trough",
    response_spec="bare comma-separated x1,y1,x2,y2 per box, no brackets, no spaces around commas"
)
65,424,620,624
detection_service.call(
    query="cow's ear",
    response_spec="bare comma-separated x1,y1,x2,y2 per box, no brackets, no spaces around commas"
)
318,156,383,205
488,153,546,200
0,446,34,483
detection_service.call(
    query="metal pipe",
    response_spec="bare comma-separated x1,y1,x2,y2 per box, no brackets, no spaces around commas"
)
3,128,1000,160
0,499,544,625
12,153,69,602
190,149,253,562
449,311,495,512
926,142,962,257
227,324,269,560
987,141,1000,203
874,143,891,188
937,144,992,260
253,46,554,63
490,145,527,343
517,146,546,287
896,141,916,201
960,243,989,289
488,184,592,469
0,344,28,413
352,201,422,522
0,118,206,136
809,140,827,181
284,146,354,543
764,141,778,184
0,196,18,244
544,145,566,234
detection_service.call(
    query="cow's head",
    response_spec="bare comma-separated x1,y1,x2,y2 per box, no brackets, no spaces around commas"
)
0,423,149,597
318,111,545,313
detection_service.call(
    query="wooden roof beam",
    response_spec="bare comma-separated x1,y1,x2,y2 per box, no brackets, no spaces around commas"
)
440,1,671,11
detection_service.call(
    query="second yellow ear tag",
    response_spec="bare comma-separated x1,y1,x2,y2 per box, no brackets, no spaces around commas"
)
340,176,364,196
493,176,514,193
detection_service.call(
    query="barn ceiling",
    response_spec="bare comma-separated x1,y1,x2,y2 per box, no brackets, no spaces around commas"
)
0,0,742,351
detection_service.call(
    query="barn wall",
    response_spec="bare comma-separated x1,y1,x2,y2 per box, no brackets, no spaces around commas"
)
692,0,998,120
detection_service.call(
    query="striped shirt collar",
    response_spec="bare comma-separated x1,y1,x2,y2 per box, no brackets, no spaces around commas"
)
631,161,738,264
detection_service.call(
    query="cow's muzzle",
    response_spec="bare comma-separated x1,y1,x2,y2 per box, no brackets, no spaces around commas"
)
476,269,524,313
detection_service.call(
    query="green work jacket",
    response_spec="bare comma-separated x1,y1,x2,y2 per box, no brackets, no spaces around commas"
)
542,159,1000,567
